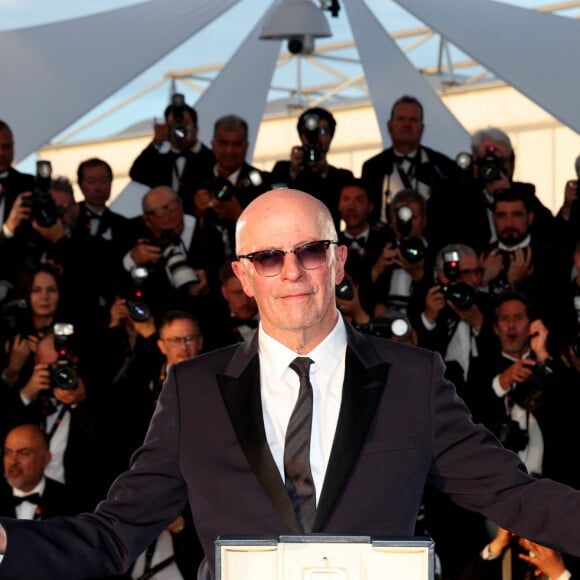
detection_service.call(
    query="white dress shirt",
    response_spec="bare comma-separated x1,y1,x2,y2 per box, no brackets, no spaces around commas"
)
258,313,347,504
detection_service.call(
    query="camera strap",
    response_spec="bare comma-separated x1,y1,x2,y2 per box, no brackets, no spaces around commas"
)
43,403,68,442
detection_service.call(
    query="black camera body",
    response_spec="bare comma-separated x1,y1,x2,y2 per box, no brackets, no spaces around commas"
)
30,160,59,228
358,312,411,341
440,251,475,310
335,278,355,301
476,145,505,182
301,113,323,167
168,93,189,144
50,323,78,390
489,416,529,452
395,205,424,263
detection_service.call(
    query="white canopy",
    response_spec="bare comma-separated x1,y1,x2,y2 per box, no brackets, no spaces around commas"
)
1,0,579,163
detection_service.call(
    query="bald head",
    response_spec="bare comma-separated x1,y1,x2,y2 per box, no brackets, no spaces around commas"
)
235,189,337,255
4,425,51,492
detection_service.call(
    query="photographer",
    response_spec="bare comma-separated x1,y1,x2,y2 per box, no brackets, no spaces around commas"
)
371,189,433,317
0,121,35,230
483,188,568,336
122,186,213,319
193,114,270,255
271,107,353,229
129,95,215,215
412,244,495,411
2,331,105,511
451,126,555,254
0,174,117,334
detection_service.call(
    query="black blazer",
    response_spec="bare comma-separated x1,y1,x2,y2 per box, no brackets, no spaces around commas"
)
2,325,580,579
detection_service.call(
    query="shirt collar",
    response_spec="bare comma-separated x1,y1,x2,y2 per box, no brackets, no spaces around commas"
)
12,477,46,498
258,312,347,381
498,234,531,252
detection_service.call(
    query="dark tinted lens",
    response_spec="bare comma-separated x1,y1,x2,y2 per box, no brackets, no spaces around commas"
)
253,250,285,275
296,242,327,269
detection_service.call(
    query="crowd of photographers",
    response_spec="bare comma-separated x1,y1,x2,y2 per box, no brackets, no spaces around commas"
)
0,92,579,579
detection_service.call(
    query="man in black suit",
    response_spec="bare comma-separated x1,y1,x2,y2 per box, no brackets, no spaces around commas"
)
271,107,353,229
0,424,78,520
75,158,133,255
360,95,462,249
0,121,35,229
129,96,215,214
193,114,270,256
2,190,580,580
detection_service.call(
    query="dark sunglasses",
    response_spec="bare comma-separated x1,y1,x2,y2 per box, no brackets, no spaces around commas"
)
237,240,338,277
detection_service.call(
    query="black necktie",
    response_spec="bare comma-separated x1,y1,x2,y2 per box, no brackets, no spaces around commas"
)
284,357,316,532
12,493,41,506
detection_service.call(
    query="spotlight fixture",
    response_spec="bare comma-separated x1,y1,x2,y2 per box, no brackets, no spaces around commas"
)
259,0,332,55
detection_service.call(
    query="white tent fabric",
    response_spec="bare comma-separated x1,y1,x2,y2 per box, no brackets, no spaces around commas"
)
344,0,470,157
0,0,240,162
398,0,580,134
195,5,281,154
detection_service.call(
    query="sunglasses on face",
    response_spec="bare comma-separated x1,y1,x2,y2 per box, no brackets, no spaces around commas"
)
237,240,338,277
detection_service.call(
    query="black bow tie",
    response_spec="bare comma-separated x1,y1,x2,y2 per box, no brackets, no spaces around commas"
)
12,492,41,506
394,153,415,163
344,236,366,247
231,317,258,329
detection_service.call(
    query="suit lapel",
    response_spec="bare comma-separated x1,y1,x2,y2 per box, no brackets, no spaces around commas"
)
217,336,301,532
314,331,390,532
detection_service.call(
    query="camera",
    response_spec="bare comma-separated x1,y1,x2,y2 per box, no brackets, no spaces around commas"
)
440,251,475,310
127,266,151,322
335,278,355,301
168,93,189,144
395,205,425,263
360,311,411,341
476,145,505,182
511,360,553,413
287,35,315,55
301,113,324,167
489,416,529,452
30,161,59,228
50,323,78,390
156,230,199,290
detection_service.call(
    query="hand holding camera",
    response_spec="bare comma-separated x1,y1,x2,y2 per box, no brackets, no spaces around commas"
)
498,358,536,391
4,191,32,234
21,363,52,401
506,246,534,283
130,239,163,266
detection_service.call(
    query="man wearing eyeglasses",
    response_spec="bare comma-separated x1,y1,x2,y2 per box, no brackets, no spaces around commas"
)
1,189,580,579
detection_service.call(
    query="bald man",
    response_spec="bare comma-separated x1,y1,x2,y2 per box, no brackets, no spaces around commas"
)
0,425,77,520
1,189,580,580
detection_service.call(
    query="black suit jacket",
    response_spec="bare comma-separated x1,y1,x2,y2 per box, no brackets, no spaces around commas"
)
2,325,580,579
361,145,462,248
0,168,35,224
129,142,216,214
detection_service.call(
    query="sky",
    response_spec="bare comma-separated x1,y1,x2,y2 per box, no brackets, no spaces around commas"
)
0,0,572,170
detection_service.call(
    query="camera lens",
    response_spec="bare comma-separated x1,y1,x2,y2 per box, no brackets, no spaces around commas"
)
51,363,78,390
128,300,150,322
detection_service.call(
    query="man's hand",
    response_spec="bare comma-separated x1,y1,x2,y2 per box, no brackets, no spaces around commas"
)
53,377,87,407
529,319,550,363
3,335,34,384
288,145,304,179
187,269,208,296
109,297,129,328
423,285,446,325
32,217,67,244
166,515,186,535
21,363,51,401
518,537,567,579
211,196,242,222
506,247,534,283
560,179,578,221
484,170,510,196
4,192,31,234
498,359,536,391
152,122,170,146
481,249,504,286
448,301,484,333
488,527,514,556
130,239,162,265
